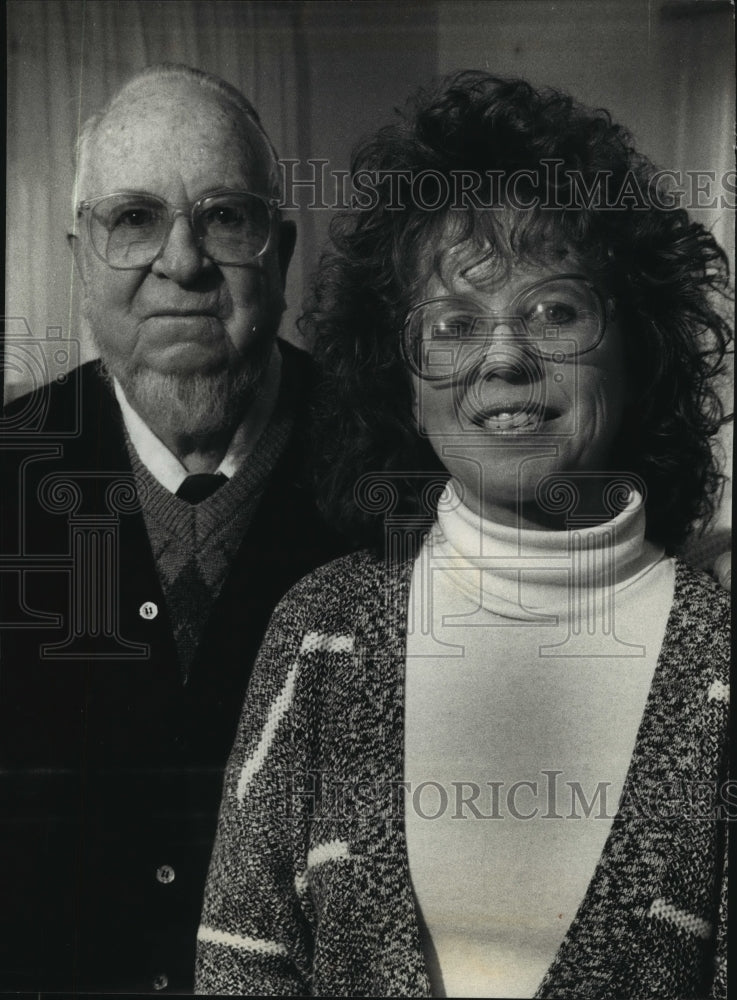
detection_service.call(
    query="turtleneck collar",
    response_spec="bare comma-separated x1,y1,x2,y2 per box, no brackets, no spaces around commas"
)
426,482,665,620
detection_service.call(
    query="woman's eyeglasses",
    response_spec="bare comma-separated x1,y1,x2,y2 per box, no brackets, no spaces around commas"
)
403,274,614,381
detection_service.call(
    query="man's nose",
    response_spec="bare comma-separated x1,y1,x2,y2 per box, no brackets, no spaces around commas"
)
151,213,207,282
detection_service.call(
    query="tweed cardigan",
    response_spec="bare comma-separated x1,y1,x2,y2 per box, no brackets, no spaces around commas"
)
197,551,730,998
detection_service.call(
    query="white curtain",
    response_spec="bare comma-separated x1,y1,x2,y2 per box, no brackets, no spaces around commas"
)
657,2,734,553
6,0,306,400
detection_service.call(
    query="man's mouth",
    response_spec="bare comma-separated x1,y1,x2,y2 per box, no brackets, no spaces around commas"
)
141,312,224,340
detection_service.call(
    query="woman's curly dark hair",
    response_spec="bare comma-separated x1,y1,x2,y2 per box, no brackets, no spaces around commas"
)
302,70,732,554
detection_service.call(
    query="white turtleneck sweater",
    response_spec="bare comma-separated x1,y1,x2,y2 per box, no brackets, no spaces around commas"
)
404,488,675,999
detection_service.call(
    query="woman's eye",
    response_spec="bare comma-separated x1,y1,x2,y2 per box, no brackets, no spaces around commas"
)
529,300,578,327
434,314,477,338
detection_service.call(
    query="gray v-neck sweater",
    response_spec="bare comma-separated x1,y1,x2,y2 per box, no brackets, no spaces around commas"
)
197,552,729,998
126,404,292,678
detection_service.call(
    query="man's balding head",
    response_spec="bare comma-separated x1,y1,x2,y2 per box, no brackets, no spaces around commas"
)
74,63,282,209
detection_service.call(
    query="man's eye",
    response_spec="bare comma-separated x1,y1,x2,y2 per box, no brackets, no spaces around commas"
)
202,206,245,228
110,207,158,229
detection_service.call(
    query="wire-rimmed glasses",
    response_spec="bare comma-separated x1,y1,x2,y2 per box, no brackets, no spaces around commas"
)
402,274,614,381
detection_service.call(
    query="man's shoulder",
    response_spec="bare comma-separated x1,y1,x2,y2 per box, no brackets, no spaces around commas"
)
1,360,130,484
3,359,113,433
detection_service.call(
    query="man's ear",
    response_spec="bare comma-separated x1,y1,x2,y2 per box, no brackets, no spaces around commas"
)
67,233,87,286
276,220,297,285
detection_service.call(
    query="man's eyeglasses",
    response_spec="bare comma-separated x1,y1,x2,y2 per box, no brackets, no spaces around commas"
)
75,190,278,269
402,274,614,381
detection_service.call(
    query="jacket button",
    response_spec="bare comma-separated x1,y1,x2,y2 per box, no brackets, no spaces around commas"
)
153,974,168,990
156,864,176,884
139,601,158,620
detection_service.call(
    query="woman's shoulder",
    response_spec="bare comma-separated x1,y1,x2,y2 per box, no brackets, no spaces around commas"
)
667,558,731,678
283,549,402,600
248,549,412,711
673,558,731,619
266,548,411,635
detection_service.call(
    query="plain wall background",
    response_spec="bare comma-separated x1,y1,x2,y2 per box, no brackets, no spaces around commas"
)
6,0,733,381
5,0,734,540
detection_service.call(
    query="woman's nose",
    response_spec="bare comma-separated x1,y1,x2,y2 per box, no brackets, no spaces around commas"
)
473,320,541,382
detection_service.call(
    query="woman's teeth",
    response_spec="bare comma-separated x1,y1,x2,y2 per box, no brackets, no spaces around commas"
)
482,408,543,431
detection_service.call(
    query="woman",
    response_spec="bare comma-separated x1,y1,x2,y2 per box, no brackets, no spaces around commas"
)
196,72,731,998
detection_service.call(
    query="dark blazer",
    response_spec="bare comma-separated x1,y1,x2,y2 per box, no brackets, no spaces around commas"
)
0,341,347,994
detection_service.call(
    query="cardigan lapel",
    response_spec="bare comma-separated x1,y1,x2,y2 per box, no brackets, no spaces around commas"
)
349,553,433,997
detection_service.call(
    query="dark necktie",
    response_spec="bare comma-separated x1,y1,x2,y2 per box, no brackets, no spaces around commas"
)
175,472,228,504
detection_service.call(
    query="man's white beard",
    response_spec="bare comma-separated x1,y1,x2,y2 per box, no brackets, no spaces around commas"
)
100,350,272,438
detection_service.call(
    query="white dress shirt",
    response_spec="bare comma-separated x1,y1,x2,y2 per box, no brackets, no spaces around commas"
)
112,346,282,492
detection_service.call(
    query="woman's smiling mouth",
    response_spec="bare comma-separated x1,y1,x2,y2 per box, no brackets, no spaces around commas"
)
467,401,560,433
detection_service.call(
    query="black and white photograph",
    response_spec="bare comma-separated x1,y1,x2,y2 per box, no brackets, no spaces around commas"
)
2,1,733,996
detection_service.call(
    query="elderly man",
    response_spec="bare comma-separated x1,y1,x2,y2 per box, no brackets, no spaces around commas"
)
0,65,344,993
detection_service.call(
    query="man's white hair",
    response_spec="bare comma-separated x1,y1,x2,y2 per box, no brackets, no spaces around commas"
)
72,63,282,217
